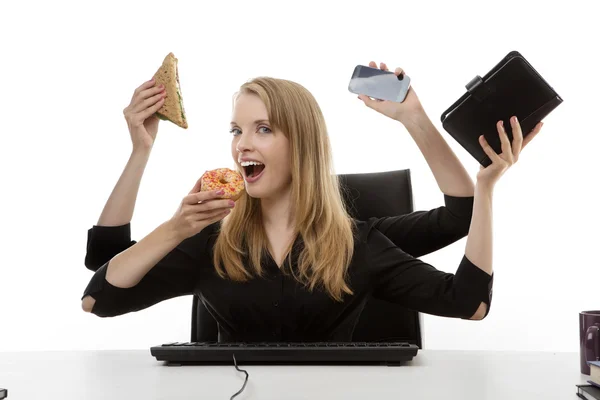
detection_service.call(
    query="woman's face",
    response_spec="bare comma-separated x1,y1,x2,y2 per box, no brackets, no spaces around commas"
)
230,93,292,200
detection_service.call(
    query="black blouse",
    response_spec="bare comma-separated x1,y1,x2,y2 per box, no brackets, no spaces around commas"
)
82,195,493,342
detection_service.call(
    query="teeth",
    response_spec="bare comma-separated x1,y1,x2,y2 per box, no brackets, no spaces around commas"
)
240,161,264,167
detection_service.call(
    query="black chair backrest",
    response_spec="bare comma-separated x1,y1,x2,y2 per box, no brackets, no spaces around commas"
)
191,169,422,347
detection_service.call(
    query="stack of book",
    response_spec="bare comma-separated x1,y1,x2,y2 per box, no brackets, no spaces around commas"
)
577,361,600,399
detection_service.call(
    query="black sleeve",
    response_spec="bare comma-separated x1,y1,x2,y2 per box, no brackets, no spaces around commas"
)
81,247,202,317
81,222,219,318
367,225,493,320
84,223,136,272
369,194,474,258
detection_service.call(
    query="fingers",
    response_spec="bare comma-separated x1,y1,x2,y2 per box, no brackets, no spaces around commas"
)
185,199,234,222
139,91,166,111
497,120,513,163
190,198,234,213
188,177,203,195
479,135,504,165
137,96,165,121
358,94,383,110
140,83,166,100
131,79,157,102
182,189,221,205
368,61,403,77
194,207,231,222
522,121,543,150
133,85,166,113
508,116,523,161
124,80,166,123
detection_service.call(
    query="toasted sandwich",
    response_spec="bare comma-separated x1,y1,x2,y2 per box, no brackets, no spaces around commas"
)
152,52,188,129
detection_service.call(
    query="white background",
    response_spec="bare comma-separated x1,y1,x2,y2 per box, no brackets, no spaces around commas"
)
1,0,598,353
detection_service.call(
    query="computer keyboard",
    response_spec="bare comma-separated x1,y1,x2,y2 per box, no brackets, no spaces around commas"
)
150,341,419,365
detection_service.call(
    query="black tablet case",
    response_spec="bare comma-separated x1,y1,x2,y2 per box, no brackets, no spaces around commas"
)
440,51,563,167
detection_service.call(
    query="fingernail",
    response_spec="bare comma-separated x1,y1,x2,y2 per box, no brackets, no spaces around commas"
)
229,200,235,207
217,189,225,195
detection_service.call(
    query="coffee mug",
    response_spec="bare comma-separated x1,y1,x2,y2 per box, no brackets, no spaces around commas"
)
580,310,600,375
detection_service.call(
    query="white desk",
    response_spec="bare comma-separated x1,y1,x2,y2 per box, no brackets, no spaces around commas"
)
0,349,590,399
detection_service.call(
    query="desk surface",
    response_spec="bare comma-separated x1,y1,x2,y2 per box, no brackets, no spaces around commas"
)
0,349,590,399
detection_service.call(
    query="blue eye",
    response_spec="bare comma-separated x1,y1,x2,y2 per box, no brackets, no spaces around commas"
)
229,128,241,136
258,126,272,134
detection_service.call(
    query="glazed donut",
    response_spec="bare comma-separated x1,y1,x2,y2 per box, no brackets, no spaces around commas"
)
200,168,245,200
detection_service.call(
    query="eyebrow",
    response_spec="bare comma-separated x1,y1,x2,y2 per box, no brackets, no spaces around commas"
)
230,119,270,126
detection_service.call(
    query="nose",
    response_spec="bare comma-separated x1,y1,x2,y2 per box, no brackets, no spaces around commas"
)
235,131,253,154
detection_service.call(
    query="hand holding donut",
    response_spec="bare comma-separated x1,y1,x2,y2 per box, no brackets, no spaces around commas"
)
168,179,236,242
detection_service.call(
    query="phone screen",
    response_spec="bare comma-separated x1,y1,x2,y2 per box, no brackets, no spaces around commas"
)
348,65,411,103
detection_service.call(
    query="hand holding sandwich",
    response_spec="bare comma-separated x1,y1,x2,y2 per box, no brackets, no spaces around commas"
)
123,79,166,151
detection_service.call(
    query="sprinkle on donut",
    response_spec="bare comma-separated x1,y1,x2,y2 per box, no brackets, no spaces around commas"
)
200,168,245,200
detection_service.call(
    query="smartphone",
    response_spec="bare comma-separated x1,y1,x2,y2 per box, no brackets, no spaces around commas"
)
348,65,411,102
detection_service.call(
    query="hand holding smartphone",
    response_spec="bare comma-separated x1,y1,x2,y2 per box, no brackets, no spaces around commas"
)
348,65,411,103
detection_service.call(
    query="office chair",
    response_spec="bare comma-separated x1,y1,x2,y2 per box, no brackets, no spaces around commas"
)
190,169,423,348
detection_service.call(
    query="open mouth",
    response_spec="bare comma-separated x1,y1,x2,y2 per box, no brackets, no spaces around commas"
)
242,162,265,179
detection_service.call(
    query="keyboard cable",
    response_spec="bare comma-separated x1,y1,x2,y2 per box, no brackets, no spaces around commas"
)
230,354,249,399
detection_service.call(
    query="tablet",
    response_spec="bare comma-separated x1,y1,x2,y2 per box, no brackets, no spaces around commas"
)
441,51,563,166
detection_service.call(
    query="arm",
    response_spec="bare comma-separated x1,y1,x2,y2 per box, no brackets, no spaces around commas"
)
367,101,538,321
367,217,493,321
81,220,201,317
464,183,493,277
97,149,151,227
84,149,150,272
358,64,475,255
368,182,494,320
85,78,165,269
402,112,475,197
357,62,474,197
370,194,474,258
99,76,165,227
82,186,229,316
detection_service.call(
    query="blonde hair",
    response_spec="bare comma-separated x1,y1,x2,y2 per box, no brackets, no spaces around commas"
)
213,77,356,301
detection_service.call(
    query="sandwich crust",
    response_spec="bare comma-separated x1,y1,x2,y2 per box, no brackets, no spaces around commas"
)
153,52,188,129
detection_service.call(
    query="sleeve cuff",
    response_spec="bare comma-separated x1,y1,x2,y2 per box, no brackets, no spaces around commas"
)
443,194,475,219
85,223,135,271
454,255,494,318
81,262,132,316
89,223,132,245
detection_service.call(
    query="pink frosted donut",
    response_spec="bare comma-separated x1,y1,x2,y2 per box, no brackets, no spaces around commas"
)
200,168,245,200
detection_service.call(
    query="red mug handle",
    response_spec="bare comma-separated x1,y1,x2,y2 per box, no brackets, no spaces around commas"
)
585,325,600,363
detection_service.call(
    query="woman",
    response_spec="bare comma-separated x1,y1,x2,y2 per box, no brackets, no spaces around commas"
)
81,62,542,342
